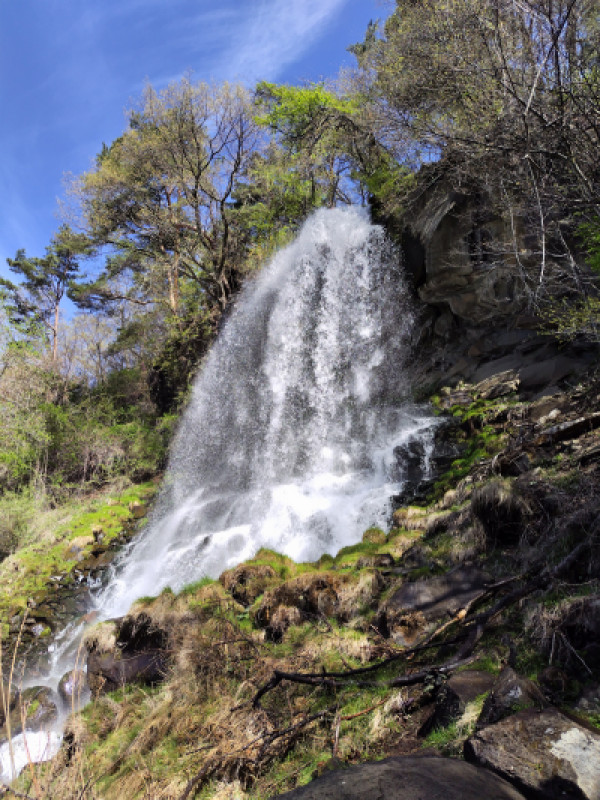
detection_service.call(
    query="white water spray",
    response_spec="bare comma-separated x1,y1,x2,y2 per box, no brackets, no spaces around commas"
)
98,206,434,617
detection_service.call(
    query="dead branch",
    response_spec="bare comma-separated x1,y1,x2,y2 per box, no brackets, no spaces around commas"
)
252,540,590,707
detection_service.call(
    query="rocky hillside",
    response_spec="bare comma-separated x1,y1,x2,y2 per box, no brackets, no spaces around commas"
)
6,358,600,800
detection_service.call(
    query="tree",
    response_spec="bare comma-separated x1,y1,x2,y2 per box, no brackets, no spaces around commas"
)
355,0,600,301
72,78,263,320
2,225,89,364
252,81,416,229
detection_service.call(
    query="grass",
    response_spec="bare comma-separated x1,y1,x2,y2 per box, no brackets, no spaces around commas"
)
0,479,156,636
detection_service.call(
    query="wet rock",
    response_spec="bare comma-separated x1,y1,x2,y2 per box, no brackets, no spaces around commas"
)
58,669,88,706
85,612,170,696
392,440,430,499
465,708,600,800
87,649,169,695
21,686,59,730
419,670,496,737
220,563,279,607
477,668,547,728
270,755,527,799
378,566,489,645
1,686,59,743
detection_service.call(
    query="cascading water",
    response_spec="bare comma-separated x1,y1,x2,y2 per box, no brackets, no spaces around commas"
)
1,206,437,781
98,206,434,617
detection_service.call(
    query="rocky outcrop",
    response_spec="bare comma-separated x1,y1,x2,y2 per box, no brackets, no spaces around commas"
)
465,708,600,800
270,755,527,799
219,563,279,606
58,669,88,706
377,566,489,645
476,668,547,728
399,185,527,327
0,686,59,745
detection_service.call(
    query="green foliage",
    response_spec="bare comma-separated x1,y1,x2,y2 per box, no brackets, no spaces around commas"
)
255,82,359,139
541,296,600,344
148,311,214,413
0,488,36,557
2,225,91,361
578,216,600,276
0,480,155,627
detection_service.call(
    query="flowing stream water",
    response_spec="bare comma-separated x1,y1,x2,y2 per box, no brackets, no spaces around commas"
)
1,206,437,781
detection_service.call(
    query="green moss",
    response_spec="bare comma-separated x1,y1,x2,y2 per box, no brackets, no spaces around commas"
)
466,654,500,674
0,480,156,629
425,395,512,503
178,576,216,596
422,721,459,750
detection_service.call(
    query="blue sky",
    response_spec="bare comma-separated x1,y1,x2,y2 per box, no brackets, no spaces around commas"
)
0,0,388,279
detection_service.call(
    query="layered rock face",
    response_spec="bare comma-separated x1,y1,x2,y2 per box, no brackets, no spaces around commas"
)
394,180,585,333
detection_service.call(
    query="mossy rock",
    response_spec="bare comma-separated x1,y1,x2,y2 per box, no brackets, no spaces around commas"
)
362,527,387,545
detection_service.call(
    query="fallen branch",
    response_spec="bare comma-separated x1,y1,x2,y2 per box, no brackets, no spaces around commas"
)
253,542,590,706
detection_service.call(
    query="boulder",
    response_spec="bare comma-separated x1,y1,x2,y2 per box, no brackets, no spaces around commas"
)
391,439,431,499
535,412,600,446
419,670,496,737
477,667,547,728
0,686,58,744
85,612,170,696
57,669,88,707
87,649,169,696
269,755,527,799
378,566,489,645
21,686,59,730
473,370,520,400
219,563,279,606
465,708,600,799
518,356,578,391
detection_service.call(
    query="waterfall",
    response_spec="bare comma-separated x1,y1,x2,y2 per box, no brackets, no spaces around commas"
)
97,206,433,618
1,206,437,782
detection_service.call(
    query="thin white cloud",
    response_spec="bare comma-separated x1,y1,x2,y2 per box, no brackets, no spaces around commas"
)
213,0,349,82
